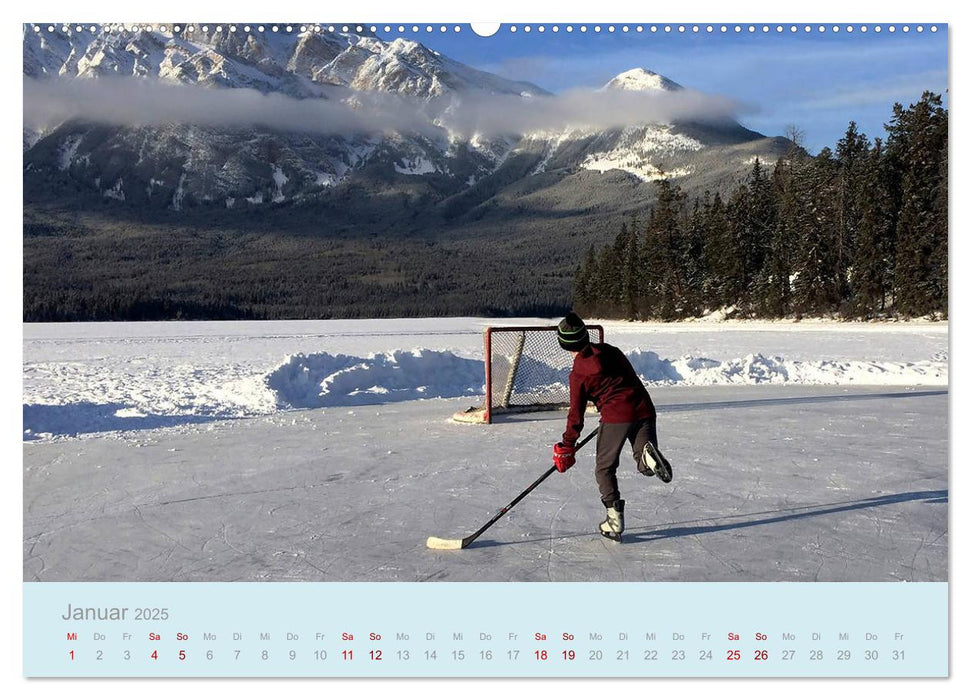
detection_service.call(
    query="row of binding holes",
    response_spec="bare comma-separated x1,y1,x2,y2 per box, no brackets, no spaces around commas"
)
33,24,940,34
511,25,937,34
32,24,460,34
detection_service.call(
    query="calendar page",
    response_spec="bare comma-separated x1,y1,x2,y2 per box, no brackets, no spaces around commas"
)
20,3,950,683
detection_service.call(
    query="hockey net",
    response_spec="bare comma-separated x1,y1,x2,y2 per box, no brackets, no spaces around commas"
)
452,325,604,424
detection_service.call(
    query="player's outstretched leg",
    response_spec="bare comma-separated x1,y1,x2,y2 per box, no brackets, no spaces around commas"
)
599,498,625,542
641,442,673,483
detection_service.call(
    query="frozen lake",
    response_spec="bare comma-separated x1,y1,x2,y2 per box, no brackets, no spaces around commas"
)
22,318,947,583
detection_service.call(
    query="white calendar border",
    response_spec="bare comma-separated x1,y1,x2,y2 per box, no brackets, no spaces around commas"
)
4,0,963,697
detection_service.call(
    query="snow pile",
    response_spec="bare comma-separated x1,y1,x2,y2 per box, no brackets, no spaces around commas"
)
264,348,947,411
627,350,948,386
22,362,279,440
266,350,484,408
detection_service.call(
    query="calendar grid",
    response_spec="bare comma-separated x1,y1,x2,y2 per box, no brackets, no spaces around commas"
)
24,582,947,677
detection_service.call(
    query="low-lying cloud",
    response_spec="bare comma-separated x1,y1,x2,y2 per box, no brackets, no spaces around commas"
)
23,76,743,138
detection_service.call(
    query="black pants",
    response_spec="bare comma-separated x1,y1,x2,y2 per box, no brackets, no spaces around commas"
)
595,417,658,504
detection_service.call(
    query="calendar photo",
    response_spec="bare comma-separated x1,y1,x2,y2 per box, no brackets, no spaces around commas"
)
21,17,949,678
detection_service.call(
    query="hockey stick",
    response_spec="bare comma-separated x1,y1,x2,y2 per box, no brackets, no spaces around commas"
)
426,427,600,550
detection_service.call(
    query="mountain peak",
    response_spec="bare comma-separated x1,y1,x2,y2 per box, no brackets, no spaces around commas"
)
604,68,682,92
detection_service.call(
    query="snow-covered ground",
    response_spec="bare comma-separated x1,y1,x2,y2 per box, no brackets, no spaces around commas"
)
23,318,947,441
23,318,948,582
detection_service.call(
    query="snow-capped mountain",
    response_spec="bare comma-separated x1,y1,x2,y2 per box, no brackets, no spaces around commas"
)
24,24,790,217
603,67,683,92
23,25,543,98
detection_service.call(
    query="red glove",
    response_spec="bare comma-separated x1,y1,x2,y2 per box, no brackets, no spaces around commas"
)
553,442,576,472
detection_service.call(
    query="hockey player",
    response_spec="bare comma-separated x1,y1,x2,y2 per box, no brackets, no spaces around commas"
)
551,312,672,542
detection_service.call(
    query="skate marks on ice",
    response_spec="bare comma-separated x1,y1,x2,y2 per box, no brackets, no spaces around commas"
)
433,490,948,582
431,385,948,582
23,386,947,582
629,489,948,541
426,489,948,547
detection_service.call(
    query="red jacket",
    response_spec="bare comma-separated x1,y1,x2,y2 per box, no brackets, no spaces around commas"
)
562,342,656,446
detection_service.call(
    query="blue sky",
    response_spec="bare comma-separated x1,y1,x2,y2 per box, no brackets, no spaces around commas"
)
379,25,948,153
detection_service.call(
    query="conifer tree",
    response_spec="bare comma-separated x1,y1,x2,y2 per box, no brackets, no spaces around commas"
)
573,244,598,314
702,191,733,308
835,121,870,303
850,139,894,315
620,217,640,319
888,92,948,316
682,197,707,315
743,158,777,309
643,180,688,319
790,148,841,315
596,244,622,317
724,185,750,308
764,158,795,316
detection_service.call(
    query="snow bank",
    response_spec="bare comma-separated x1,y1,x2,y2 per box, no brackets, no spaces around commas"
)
266,350,484,408
627,350,948,387
264,348,946,411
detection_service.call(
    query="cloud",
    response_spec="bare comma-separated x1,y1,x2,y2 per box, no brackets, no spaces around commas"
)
22,78,433,136
443,87,743,135
23,76,744,138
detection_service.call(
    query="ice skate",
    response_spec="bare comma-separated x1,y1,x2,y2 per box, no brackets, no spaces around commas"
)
641,442,673,483
599,499,625,542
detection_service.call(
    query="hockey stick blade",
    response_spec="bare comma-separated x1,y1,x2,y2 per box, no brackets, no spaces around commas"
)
426,429,600,551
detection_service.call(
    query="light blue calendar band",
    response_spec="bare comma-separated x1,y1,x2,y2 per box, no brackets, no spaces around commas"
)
24,582,947,677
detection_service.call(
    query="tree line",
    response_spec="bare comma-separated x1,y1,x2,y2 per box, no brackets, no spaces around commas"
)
573,92,948,320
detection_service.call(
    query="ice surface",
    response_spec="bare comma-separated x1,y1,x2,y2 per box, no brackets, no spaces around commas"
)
23,386,947,582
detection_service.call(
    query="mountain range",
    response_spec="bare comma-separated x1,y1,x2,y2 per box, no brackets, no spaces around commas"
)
23,25,794,320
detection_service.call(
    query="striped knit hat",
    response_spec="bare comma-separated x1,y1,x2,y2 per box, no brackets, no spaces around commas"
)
557,312,590,351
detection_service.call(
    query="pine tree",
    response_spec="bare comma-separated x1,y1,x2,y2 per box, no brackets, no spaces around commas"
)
835,121,871,305
888,92,948,316
724,185,750,308
849,139,894,315
702,191,733,309
682,197,707,316
933,126,948,315
620,217,640,320
573,244,598,314
791,149,841,315
596,244,622,317
764,158,795,316
642,180,689,319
